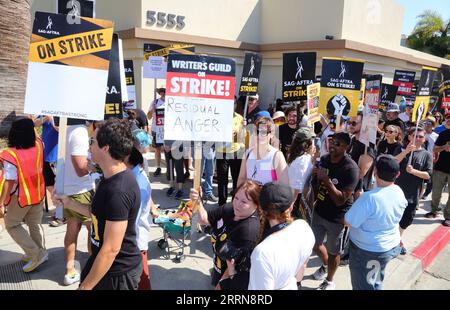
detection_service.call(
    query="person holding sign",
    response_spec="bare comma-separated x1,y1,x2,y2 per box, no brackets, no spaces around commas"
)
0,118,47,273
237,116,289,187
148,88,166,177
394,127,432,254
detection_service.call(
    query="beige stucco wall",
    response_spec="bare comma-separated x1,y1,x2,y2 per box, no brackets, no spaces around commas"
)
95,0,141,30
341,0,404,50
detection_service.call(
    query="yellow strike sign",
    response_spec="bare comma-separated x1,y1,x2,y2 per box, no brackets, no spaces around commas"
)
29,28,114,63
412,96,430,122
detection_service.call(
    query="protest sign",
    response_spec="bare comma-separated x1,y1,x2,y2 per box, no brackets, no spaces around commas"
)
282,52,316,102
155,109,165,144
359,75,382,147
393,70,416,96
104,34,123,119
380,83,398,110
238,53,262,96
318,57,364,118
359,78,366,108
143,56,167,79
164,54,235,142
307,83,321,125
24,11,113,120
143,43,194,59
412,66,438,122
124,60,136,109
440,65,450,112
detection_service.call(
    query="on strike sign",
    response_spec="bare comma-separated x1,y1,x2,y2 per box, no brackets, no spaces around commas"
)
164,54,235,142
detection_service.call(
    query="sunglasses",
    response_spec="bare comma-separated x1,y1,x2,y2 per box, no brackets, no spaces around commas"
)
348,121,360,127
89,137,95,145
329,139,342,147
415,135,426,139
385,130,395,134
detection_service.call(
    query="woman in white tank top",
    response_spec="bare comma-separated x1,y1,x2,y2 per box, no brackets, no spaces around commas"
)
237,117,289,187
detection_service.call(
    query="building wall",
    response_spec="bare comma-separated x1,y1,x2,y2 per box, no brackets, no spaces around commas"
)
341,0,404,50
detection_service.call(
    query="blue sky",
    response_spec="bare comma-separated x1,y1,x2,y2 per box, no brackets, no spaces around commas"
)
396,0,449,35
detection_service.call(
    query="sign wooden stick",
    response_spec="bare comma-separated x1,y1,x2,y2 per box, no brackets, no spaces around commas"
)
408,101,425,166
243,96,249,121
190,141,203,254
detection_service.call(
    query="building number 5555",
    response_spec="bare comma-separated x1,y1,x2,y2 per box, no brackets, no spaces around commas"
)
146,11,186,30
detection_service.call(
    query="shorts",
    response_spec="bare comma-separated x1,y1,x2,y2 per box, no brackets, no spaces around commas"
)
151,131,163,148
311,211,348,256
63,190,94,223
43,161,56,187
81,261,142,290
399,202,417,230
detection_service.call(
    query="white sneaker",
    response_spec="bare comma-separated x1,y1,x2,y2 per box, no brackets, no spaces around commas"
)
312,265,328,280
63,272,81,286
22,252,48,273
316,279,336,290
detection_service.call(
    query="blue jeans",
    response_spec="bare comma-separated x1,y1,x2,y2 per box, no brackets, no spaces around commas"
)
349,240,401,290
192,145,215,196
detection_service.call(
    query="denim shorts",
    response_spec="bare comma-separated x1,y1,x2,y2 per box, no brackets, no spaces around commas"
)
349,240,401,290
311,211,347,256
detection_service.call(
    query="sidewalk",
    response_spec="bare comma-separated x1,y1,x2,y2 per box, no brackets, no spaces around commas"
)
0,152,449,290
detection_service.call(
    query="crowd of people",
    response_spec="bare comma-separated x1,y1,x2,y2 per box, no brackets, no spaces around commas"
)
0,90,449,291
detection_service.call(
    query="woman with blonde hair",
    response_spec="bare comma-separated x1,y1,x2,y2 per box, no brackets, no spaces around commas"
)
377,125,403,156
237,116,289,187
249,182,315,290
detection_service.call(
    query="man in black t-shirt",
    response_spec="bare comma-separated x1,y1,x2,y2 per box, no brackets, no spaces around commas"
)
395,127,432,252
347,113,376,197
246,94,262,124
311,132,359,290
55,119,142,290
278,106,298,159
429,123,450,225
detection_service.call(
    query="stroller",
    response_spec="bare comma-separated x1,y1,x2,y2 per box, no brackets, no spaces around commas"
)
154,200,193,263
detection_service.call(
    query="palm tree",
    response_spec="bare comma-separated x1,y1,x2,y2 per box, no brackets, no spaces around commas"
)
0,0,32,136
406,10,450,59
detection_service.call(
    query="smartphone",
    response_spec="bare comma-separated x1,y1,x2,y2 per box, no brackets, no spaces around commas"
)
314,137,321,153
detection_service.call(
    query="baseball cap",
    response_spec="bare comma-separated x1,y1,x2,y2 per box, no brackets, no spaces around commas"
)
248,94,259,100
375,154,400,182
259,182,294,214
255,110,271,119
330,132,351,145
386,103,400,113
294,127,315,141
272,111,285,120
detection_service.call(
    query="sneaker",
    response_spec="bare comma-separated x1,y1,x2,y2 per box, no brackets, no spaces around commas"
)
153,167,161,177
49,218,67,227
425,212,438,219
175,190,184,200
23,252,48,273
63,271,80,286
316,279,336,290
312,265,328,281
21,254,32,262
400,246,407,255
339,253,349,266
442,219,450,227
166,187,176,197
204,193,219,203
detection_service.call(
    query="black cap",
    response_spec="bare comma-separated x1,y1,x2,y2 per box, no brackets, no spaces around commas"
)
11,117,34,133
260,182,293,214
375,154,400,182
331,132,351,146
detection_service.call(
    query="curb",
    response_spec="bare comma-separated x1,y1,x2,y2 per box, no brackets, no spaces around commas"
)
385,225,450,290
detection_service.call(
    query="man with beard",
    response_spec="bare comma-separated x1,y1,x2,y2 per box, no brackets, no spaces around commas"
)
311,132,359,290
383,103,405,133
278,106,298,159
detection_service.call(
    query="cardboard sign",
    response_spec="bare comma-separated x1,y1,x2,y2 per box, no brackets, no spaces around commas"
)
412,66,438,122
359,75,382,146
307,83,321,125
143,43,194,59
393,70,416,96
282,52,316,102
238,53,262,96
24,12,113,120
318,57,364,117
380,84,398,110
143,56,167,79
358,78,366,108
124,60,136,109
164,54,235,142
104,34,123,119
